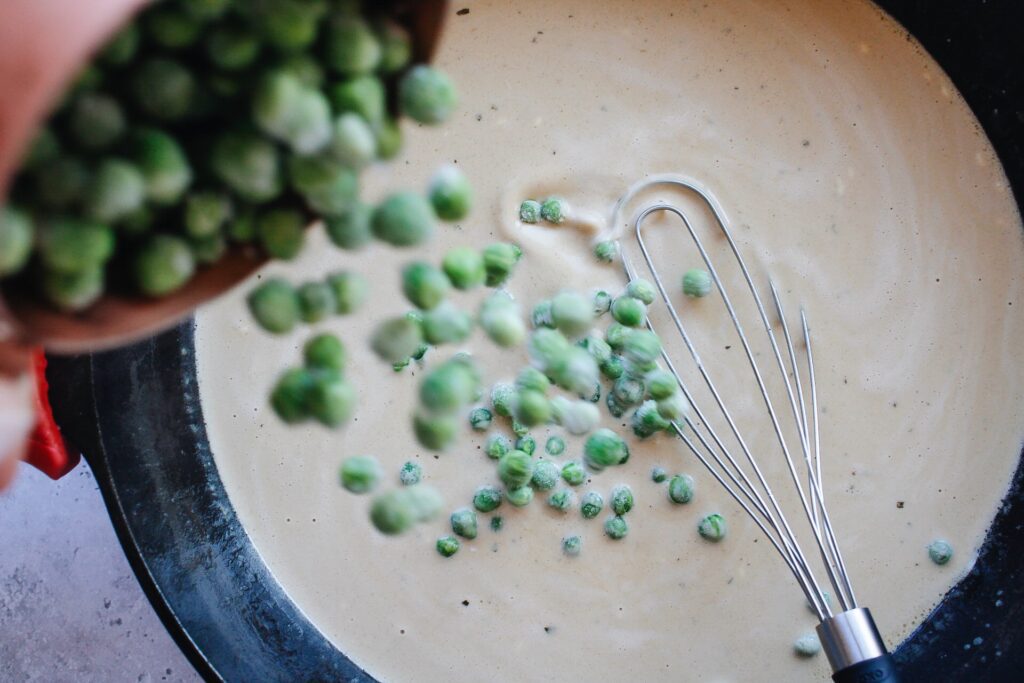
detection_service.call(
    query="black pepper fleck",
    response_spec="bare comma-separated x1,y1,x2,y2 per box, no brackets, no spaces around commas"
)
456,8,470,15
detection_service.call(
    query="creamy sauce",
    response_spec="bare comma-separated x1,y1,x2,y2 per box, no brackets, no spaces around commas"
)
194,1,1024,680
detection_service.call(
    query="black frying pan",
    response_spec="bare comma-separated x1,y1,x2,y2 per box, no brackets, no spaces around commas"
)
45,1,1024,680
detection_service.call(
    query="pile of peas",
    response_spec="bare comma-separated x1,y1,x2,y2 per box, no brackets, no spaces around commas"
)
0,0,457,310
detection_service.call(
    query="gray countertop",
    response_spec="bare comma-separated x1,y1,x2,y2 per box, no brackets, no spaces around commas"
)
0,463,200,683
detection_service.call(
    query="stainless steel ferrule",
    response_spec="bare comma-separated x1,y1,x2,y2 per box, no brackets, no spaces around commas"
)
816,607,888,674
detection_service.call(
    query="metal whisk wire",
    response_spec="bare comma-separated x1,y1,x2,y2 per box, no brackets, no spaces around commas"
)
613,178,899,681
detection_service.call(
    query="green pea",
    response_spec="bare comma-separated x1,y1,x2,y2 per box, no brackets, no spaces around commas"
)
698,513,727,541
623,329,662,366
529,460,559,491
583,429,629,471
399,65,457,125
656,393,689,422
420,360,478,412
513,390,551,427
421,302,474,345
247,279,299,333
326,271,368,314
0,208,33,276
184,191,232,239
413,410,458,451
407,485,444,522
211,130,282,203
605,323,631,351
326,16,382,75
374,118,403,160
531,300,554,329
512,419,529,437
274,53,324,90
610,485,634,515
294,282,334,323
256,209,305,260
683,268,713,298
247,0,324,51
547,488,574,512
369,489,416,535
545,436,566,456
482,242,522,287
129,129,193,206
288,154,358,216
100,24,139,66
69,93,124,150
490,382,517,417
612,376,645,407
436,535,460,558
190,234,226,265
473,485,503,513
371,317,424,363
146,5,202,48
182,0,231,20
546,347,600,397
600,355,625,380
593,240,619,263
580,491,603,519
561,460,586,486
516,367,550,394
442,247,486,290
611,296,647,327
37,218,113,274
927,539,953,565
551,290,594,338
325,203,373,250
550,397,600,436
270,368,313,423
450,507,478,539
403,261,450,310
578,335,612,364
540,197,568,224
376,19,412,74
308,370,356,427
519,200,541,224
644,370,676,400
133,235,195,297
604,515,628,540
469,407,493,431
328,76,386,124
304,333,346,372
498,450,534,489
31,157,87,208
593,290,613,315
428,165,472,221
665,474,694,505
506,486,534,507
41,267,104,311
133,58,195,120
632,400,670,438
515,434,537,455
86,159,146,224
340,455,380,493
330,113,376,168
399,461,422,486
485,433,511,460
562,535,582,556
253,72,332,155
207,23,261,70
651,467,668,483
794,633,821,658
372,192,436,247
626,278,656,305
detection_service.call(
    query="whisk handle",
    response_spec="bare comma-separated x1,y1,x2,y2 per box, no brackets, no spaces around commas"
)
831,653,900,683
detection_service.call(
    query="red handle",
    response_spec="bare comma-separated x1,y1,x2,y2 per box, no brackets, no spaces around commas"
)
24,348,79,479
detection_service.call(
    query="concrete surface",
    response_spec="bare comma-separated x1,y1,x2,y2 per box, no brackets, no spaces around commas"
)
0,462,200,683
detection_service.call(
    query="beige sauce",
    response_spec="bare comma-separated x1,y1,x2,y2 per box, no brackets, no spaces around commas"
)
195,1,1024,680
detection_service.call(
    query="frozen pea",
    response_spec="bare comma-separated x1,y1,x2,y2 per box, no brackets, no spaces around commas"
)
376,19,412,74
253,72,332,155
551,291,595,338
600,355,625,380
41,267,103,311
668,474,695,504
326,16,382,75
375,118,403,160
593,240,619,263
531,300,554,329
86,159,145,224
429,165,472,221
519,199,542,224
372,192,437,247
371,317,424,363
246,0,325,51
0,208,33,276
651,467,668,483
540,197,568,224
275,52,326,91
135,235,196,297
613,376,646,407
184,191,232,239
133,58,196,120
296,282,336,323
604,515,628,540
605,323,632,351
806,591,833,614
403,261,450,310
190,234,226,265
181,0,231,20
369,489,416,535
211,130,282,203
512,420,529,438
450,507,478,539
611,296,647,327
580,491,604,519
646,370,677,400
421,302,474,345
561,460,586,486
546,347,600,397
580,382,601,403
330,113,376,168
270,368,313,423
257,209,305,260
626,278,657,305
469,407,493,431
288,154,358,217
326,271,368,314
473,485,503,513
545,436,566,456
325,203,373,250
100,24,139,66
32,157,88,208
395,462,419,489
579,336,612,364
583,429,630,471
550,397,600,436
443,247,486,290
207,23,261,70
623,329,663,366
117,206,153,237
593,290,613,316
610,485,634,515
698,513,727,541
480,291,526,347
436,535,460,558
498,450,534,489
482,242,522,287
70,93,125,150
328,75,386,125
515,434,537,456
657,393,689,422
562,535,582,556
514,390,551,428
548,489,574,512
304,333,345,373
407,485,444,522
146,6,202,48
516,367,550,394
928,540,954,565
399,65,458,124
491,382,517,418
413,411,459,451
683,268,713,298
794,633,821,658
420,360,478,412
486,433,511,460
307,370,356,427
531,461,559,491
340,455,380,494
506,486,534,507
632,400,671,438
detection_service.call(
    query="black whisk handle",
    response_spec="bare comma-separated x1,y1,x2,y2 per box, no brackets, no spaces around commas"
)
831,652,901,683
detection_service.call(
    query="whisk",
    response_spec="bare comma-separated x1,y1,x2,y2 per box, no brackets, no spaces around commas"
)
613,176,900,683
